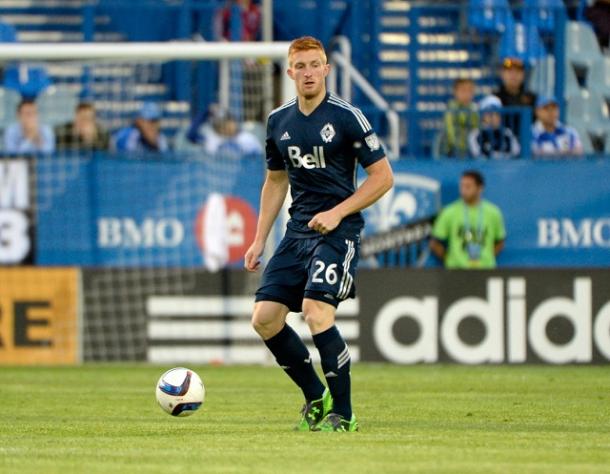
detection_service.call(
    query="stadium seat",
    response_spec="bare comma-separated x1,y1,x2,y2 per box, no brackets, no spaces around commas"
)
567,90,610,137
566,21,602,70
588,57,610,100
571,124,595,154
431,131,443,160
528,56,581,98
3,64,52,98
37,86,79,126
0,22,17,43
173,126,202,153
0,86,20,129
523,0,565,34
467,0,513,34
499,21,546,65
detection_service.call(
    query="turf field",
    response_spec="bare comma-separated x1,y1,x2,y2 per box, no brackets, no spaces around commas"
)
1,364,609,474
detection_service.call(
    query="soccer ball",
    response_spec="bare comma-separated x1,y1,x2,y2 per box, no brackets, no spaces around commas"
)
156,367,205,417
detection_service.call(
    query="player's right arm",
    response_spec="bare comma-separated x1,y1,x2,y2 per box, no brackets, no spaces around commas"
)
244,169,289,272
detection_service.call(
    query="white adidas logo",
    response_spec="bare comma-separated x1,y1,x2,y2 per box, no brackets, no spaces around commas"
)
280,131,291,141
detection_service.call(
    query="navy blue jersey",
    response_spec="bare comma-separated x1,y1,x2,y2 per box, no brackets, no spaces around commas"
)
266,92,386,238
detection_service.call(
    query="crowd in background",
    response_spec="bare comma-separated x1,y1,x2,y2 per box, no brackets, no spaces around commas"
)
0,0,265,157
0,0,604,159
438,56,584,160
0,52,588,159
0,97,264,156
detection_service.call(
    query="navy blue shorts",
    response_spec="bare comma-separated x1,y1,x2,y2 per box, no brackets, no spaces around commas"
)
255,233,359,313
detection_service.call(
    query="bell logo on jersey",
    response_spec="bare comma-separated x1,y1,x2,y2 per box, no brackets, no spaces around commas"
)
287,146,327,169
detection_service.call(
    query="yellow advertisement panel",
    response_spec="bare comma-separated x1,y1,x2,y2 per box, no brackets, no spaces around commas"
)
0,268,79,365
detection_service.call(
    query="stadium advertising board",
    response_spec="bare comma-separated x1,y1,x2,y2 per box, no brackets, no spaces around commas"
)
35,155,263,267
81,268,359,363
0,159,35,264
34,156,610,267
364,160,610,267
358,269,610,364
0,268,79,365
81,268,609,364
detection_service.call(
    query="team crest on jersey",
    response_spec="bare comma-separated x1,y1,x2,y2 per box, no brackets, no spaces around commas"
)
320,123,336,143
365,133,380,151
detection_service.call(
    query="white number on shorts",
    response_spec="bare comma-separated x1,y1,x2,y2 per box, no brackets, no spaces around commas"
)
312,260,338,285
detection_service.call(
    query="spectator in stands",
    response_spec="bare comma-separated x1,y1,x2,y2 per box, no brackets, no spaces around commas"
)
468,95,520,159
439,78,479,158
113,102,169,153
494,57,536,135
430,170,506,269
187,104,262,156
216,0,261,41
3,98,54,153
531,96,583,158
55,102,110,152
585,1,610,50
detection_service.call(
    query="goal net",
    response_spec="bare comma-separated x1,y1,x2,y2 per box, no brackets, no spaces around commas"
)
0,42,292,147
0,42,324,365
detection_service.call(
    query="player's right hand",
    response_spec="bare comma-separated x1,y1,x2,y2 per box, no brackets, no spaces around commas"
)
244,240,265,272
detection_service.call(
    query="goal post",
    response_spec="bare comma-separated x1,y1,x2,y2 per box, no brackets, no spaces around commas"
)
0,41,376,365
0,41,296,110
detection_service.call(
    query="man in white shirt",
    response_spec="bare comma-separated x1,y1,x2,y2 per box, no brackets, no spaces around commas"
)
531,96,583,158
4,99,55,154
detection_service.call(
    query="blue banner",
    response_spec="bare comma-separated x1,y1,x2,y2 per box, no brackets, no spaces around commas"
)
364,159,610,267
36,154,264,267
35,155,610,267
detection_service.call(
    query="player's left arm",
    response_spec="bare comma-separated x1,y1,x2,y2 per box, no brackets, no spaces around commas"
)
308,158,393,234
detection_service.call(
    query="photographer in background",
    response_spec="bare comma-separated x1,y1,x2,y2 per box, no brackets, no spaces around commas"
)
430,170,505,269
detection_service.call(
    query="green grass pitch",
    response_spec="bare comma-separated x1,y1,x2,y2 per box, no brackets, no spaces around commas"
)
1,364,609,474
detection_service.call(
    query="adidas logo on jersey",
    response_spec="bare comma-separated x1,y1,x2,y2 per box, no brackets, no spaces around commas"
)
280,131,291,141
287,145,326,169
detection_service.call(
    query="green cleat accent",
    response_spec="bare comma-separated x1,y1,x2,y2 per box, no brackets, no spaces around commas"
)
294,388,333,431
314,413,359,432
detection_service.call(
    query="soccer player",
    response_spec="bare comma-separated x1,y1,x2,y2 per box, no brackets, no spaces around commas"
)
244,36,393,432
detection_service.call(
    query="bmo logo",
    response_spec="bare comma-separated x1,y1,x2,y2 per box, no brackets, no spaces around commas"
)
372,277,610,364
195,193,257,270
98,218,184,248
538,218,610,248
287,146,326,169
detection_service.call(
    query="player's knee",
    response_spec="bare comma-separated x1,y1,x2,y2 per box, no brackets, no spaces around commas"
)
251,303,285,339
251,310,273,337
302,299,335,333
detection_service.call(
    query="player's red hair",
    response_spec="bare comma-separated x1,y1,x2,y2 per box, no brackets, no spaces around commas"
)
288,36,327,65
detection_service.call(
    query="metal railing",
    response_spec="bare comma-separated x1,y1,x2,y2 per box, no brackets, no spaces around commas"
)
328,36,401,159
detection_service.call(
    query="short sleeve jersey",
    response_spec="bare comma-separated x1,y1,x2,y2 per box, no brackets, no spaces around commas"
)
265,92,386,238
432,199,506,269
